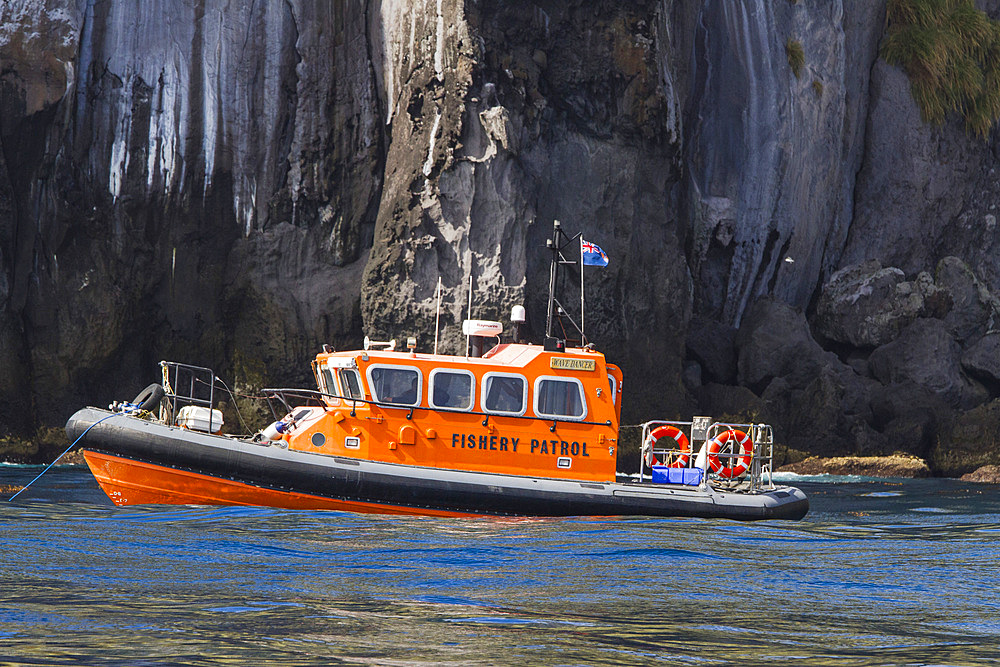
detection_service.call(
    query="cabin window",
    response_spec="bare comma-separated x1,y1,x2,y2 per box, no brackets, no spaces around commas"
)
429,369,475,411
608,374,617,406
320,368,338,400
338,368,364,400
367,365,422,407
534,376,587,420
482,373,527,416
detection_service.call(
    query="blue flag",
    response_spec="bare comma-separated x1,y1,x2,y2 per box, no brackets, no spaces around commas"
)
581,238,609,267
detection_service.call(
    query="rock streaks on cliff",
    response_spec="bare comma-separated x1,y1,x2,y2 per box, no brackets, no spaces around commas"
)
1,0,381,433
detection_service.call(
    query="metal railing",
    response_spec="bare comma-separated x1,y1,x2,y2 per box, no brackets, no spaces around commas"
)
159,361,219,433
260,388,335,423
638,419,776,493
259,386,615,430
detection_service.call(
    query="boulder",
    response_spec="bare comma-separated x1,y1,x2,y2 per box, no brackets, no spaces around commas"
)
868,318,987,410
779,455,930,478
694,383,766,424
961,332,1000,386
735,299,881,456
737,298,840,393
762,367,881,456
682,360,703,391
935,256,1000,344
869,382,955,457
935,399,1000,477
813,260,950,348
960,465,1000,483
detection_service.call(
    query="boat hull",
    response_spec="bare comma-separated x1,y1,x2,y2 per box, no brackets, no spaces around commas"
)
82,450,483,516
68,408,809,520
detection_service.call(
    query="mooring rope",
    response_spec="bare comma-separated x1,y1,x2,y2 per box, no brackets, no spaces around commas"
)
6,411,122,502
210,375,254,436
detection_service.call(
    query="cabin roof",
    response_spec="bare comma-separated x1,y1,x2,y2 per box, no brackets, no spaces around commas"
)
319,343,604,370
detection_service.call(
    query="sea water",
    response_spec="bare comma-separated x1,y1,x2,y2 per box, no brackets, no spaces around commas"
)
1,465,998,666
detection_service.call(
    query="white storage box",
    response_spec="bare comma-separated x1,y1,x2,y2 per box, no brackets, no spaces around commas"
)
176,405,224,434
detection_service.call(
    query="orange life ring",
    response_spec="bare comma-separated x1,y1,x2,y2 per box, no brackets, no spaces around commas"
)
645,425,691,468
707,429,754,479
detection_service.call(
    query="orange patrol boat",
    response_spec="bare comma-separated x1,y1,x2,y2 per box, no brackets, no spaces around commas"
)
66,223,808,520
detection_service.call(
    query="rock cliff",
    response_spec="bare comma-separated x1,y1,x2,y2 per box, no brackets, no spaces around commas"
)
2,0,1000,475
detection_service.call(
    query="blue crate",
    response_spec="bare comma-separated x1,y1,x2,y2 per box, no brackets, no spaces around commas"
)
651,466,703,486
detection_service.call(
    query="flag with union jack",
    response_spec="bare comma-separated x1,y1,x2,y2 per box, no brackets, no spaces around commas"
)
581,238,609,267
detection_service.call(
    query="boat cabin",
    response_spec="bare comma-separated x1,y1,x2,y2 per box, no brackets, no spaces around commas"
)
265,338,624,483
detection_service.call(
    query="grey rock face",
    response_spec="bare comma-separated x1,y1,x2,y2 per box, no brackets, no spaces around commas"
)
868,318,988,410
961,333,1000,385
736,298,838,393
685,315,736,385
3,0,1000,477
935,256,1000,344
735,298,877,455
0,0,383,429
870,381,954,457
64,0,381,254
843,59,1000,290
0,100,27,430
361,0,692,420
685,0,886,325
813,260,950,348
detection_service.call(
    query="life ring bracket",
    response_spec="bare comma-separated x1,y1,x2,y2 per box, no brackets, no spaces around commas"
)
706,428,754,479
643,424,691,469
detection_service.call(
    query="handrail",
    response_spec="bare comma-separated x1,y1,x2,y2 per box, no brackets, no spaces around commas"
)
638,419,776,493
260,387,614,429
159,360,218,433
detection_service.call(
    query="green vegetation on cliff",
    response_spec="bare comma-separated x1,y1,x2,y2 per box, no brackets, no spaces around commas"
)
785,38,805,78
882,0,1000,137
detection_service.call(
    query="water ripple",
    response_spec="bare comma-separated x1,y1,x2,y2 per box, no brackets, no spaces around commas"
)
1,469,998,665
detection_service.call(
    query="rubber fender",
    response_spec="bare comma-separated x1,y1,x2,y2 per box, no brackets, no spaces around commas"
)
131,383,166,412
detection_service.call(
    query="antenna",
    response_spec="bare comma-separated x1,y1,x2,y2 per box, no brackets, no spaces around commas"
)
466,271,473,357
433,277,443,355
545,220,560,339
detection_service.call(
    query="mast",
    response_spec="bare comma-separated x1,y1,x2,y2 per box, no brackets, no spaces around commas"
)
545,221,561,340
543,219,585,348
